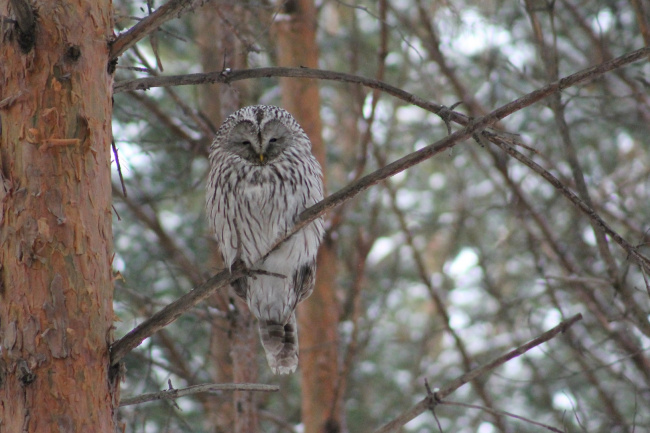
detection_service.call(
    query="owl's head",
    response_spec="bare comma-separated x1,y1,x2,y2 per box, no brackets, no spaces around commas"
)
215,105,309,165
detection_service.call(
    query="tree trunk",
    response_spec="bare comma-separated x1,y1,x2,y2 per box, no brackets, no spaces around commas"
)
274,2,342,432
0,1,117,432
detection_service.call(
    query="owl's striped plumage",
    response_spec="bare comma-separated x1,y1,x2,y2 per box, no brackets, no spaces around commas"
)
205,105,324,374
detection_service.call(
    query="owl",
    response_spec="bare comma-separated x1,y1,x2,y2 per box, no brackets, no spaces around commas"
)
205,105,325,374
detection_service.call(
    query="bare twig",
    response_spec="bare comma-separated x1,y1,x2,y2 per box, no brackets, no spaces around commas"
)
112,183,204,286
489,135,650,281
375,142,508,430
424,379,443,433
373,313,583,433
119,382,279,407
109,0,214,60
111,140,127,198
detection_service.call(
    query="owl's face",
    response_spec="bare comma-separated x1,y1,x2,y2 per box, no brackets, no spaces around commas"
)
223,118,292,165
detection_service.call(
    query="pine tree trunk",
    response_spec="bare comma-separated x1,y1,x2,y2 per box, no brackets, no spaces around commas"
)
0,1,117,431
275,2,342,432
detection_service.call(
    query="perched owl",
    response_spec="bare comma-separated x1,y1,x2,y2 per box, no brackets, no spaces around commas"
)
205,105,325,374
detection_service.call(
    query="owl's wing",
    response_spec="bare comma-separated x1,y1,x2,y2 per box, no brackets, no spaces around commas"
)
292,261,316,304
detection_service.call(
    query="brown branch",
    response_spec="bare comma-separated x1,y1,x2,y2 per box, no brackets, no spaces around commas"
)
113,67,449,120
488,134,650,285
109,0,213,60
109,48,648,366
373,314,583,433
113,48,649,114
375,141,508,430
119,382,279,407
110,265,242,365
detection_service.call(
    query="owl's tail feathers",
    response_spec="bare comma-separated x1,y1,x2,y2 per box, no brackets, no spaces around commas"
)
259,314,299,375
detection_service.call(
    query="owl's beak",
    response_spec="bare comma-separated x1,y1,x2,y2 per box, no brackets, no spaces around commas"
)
259,154,265,163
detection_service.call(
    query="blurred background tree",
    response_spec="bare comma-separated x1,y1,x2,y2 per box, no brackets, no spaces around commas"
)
109,0,650,432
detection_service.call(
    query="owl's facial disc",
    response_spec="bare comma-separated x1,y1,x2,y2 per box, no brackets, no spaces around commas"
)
227,118,292,165
260,120,290,162
227,121,265,164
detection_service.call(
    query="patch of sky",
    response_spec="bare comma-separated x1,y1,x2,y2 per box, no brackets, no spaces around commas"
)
466,178,494,199
428,172,446,190
159,210,183,232
616,131,634,153
581,227,597,246
477,422,496,433
590,9,613,34
390,170,407,184
552,391,577,411
412,137,429,152
367,235,401,266
393,369,412,391
436,8,534,69
395,105,425,124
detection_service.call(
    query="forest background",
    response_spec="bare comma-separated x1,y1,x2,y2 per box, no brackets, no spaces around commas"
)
1,0,649,432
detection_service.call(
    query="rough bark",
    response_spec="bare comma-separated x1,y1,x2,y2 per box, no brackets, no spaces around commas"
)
0,1,116,432
275,2,342,432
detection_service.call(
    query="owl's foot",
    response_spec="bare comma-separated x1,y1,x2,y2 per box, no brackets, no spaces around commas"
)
259,315,299,375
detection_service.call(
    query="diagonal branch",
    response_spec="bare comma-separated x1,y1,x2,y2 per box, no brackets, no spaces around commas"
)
373,313,583,433
109,48,648,366
110,265,241,365
109,0,214,60
487,134,650,276
119,382,279,407
113,48,649,118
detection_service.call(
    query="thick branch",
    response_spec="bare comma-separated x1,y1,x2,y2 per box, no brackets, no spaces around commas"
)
109,0,212,60
113,48,649,116
374,313,583,433
109,263,243,365
119,382,279,407
109,48,648,365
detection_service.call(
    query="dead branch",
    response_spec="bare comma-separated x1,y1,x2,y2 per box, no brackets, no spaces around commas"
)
109,0,214,60
373,313,583,433
119,382,279,407
109,264,242,365
113,48,649,118
488,135,650,289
